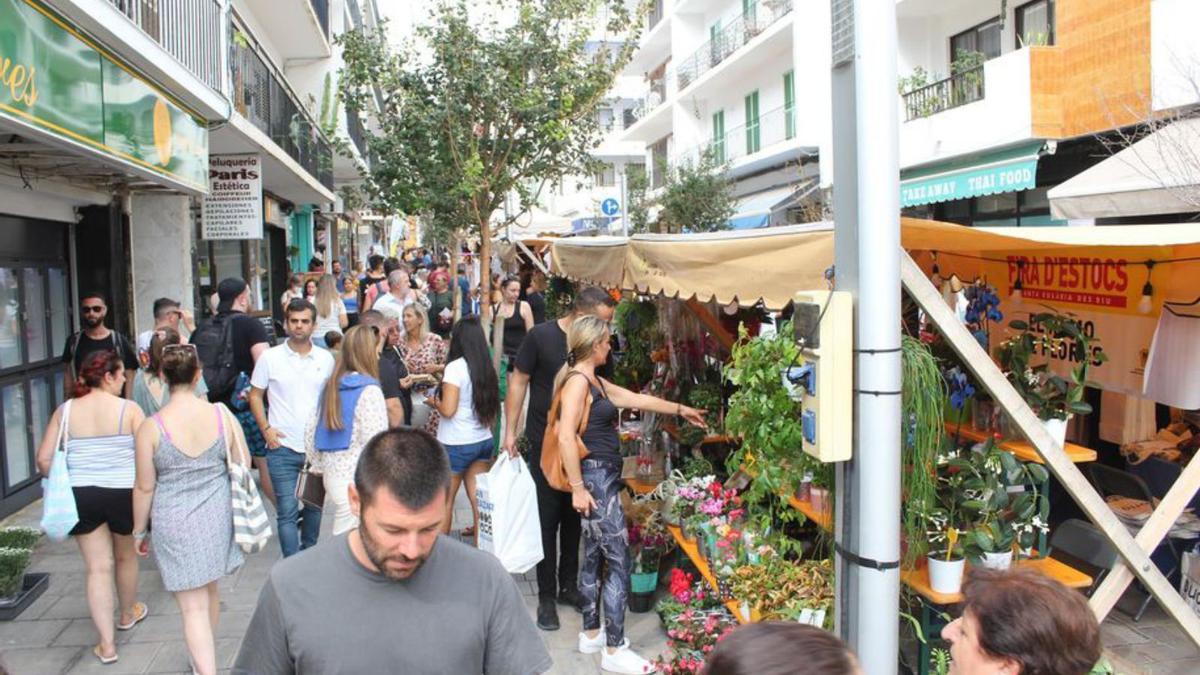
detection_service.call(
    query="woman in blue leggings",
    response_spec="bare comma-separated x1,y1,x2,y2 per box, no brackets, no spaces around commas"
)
552,315,706,674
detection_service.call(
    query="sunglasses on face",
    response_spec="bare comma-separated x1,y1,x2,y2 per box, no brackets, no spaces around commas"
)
82,306,104,314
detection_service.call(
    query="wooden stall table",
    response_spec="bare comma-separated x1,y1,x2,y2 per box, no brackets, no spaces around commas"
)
666,525,750,624
903,556,1092,675
945,422,1097,464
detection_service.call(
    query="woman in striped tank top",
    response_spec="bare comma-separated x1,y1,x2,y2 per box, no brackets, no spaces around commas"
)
35,350,149,665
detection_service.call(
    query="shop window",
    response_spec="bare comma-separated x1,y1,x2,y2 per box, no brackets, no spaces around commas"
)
48,268,69,353
950,17,1002,64
938,199,972,226
22,269,46,363
3,383,29,489
1016,0,1054,48
0,269,19,368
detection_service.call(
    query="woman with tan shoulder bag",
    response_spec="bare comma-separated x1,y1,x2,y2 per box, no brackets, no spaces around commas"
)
545,315,706,675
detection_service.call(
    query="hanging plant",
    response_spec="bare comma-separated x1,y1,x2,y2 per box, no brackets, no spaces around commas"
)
901,335,945,567
613,298,661,390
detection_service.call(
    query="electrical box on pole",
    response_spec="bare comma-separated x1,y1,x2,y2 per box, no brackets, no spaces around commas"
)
786,290,854,462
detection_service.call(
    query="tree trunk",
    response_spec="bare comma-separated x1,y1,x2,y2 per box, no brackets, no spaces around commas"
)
479,221,504,376
450,236,463,323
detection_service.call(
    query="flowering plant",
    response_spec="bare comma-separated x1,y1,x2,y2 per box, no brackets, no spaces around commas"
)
996,310,1107,422
628,504,671,574
953,440,1051,557
963,282,1003,349
652,605,738,674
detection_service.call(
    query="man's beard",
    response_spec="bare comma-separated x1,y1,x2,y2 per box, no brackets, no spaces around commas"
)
83,315,102,328
359,523,433,581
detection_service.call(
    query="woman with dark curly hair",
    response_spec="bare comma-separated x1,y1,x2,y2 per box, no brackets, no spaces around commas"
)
703,622,861,675
943,568,1101,675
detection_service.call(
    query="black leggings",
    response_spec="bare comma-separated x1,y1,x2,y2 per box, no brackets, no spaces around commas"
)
532,464,581,600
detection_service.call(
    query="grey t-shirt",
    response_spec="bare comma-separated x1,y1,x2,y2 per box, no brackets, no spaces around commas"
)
232,533,552,674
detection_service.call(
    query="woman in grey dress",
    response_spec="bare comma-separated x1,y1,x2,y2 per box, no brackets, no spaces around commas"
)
132,344,245,675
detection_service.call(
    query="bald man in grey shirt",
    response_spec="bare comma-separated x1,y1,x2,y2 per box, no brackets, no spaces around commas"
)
233,429,551,675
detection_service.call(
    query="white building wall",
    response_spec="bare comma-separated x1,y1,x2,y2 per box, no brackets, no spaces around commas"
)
1151,0,1200,112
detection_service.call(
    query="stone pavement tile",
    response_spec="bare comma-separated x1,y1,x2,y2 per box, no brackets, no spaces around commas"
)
1101,621,1153,646
121,613,189,644
546,650,599,674
31,554,92,574
214,610,254,640
52,618,135,648
38,593,93,621
68,640,162,675
144,590,182,617
0,645,81,674
1150,657,1200,675
11,585,59,622
1135,625,1200,660
145,637,241,673
0,618,68,648
37,572,86,599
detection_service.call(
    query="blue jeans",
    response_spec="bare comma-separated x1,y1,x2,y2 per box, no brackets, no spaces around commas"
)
267,448,321,557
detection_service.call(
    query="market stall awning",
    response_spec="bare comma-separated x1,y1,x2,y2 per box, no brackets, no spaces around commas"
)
502,207,576,237
729,185,805,229
900,141,1045,208
549,235,627,289
1048,118,1200,220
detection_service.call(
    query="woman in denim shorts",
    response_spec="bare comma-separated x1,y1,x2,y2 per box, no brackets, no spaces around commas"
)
424,316,500,541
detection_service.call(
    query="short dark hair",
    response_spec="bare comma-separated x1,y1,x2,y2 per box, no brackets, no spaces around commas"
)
357,309,387,330
152,297,180,319
80,290,108,306
286,298,316,321
702,622,858,675
962,568,1101,675
354,428,451,509
383,257,403,275
574,286,617,314
368,254,384,270
324,330,343,349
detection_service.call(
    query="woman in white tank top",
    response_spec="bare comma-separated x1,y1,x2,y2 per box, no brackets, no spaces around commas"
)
35,350,149,665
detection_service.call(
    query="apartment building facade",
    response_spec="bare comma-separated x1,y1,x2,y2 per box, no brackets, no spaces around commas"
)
0,0,376,517
615,0,832,230
897,0,1200,227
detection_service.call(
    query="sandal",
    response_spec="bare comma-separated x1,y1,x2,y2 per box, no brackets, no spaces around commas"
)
116,601,148,631
93,645,118,665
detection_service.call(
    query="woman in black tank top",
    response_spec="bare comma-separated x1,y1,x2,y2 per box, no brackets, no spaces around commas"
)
493,277,534,362
550,315,706,670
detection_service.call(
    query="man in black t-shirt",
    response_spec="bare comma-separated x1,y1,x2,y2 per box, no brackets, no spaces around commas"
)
360,308,412,427
500,286,616,632
62,292,139,398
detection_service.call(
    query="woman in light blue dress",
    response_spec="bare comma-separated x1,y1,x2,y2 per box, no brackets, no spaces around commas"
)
131,328,208,415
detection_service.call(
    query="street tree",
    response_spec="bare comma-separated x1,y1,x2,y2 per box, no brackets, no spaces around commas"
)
656,150,735,233
338,0,645,320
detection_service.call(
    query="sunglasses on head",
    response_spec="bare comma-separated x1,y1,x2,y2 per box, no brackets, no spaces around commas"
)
82,305,104,313
162,343,198,356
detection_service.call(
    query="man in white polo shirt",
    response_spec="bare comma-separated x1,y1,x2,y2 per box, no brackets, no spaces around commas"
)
249,298,334,557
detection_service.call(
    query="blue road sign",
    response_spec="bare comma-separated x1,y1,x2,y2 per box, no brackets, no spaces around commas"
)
601,198,620,216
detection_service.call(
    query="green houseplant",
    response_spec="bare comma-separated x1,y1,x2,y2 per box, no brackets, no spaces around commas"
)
954,441,1050,568
902,335,946,567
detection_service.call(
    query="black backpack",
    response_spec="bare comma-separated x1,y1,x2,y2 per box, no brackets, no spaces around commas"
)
193,314,239,403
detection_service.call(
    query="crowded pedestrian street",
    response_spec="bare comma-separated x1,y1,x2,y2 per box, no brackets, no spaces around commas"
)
3,0,1200,674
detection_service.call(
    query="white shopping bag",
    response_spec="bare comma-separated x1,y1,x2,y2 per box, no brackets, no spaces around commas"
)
1182,547,1200,618
476,454,544,573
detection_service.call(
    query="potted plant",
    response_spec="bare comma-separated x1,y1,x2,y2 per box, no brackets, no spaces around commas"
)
996,310,1108,447
0,526,47,620
627,504,670,613
903,335,946,567
957,441,1051,569
921,448,973,594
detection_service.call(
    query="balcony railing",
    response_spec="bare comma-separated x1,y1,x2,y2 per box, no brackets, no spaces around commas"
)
346,106,368,162
231,29,334,190
107,0,223,93
676,103,797,168
902,66,985,121
675,0,793,91
309,0,330,41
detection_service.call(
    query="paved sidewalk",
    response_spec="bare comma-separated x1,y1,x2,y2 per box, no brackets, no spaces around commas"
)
0,490,668,674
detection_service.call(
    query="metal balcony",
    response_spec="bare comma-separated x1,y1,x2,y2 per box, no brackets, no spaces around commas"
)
674,0,793,92
902,66,985,121
231,34,334,190
106,0,223,93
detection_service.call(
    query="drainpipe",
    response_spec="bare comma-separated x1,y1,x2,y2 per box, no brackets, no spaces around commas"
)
831,2,901,673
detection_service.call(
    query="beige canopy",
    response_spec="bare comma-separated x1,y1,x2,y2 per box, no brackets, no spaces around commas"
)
550,218,1200,310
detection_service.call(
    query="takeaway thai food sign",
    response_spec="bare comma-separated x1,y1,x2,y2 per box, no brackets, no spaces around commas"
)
0,0,208,192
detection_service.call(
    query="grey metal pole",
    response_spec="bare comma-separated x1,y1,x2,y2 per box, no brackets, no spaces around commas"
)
619,164,629,237
830,1,901,672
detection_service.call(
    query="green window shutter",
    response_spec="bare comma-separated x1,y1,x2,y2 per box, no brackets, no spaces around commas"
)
712,110,725,163
784,70,795,140
745,91,760,154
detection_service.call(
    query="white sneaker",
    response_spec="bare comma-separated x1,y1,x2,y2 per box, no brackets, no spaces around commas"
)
600,641,653,674
578,629,606,654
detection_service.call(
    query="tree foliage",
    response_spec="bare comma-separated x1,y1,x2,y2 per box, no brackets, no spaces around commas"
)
338,0,646,310
656,150,735,233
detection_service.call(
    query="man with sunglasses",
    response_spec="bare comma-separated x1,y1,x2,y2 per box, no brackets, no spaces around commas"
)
136,298,196,367
62,292,139,398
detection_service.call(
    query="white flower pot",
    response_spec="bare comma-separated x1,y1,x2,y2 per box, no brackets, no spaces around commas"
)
927,555,966,595
978,549,1013,571
1041,417,1068,448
